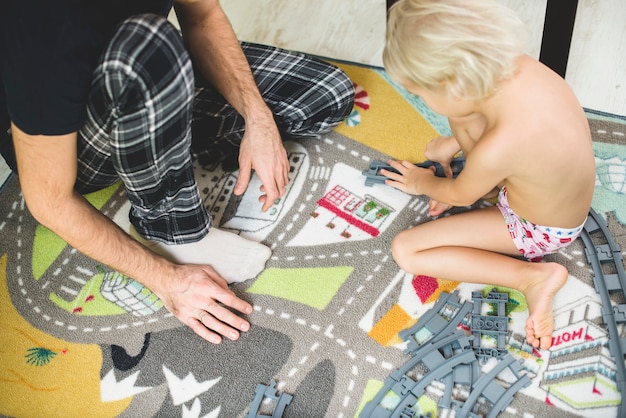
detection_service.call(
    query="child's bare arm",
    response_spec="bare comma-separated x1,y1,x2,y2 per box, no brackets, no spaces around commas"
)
424,136,461,178
384,132,512,205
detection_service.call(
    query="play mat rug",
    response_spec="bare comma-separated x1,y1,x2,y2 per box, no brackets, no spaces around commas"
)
1,61,626,417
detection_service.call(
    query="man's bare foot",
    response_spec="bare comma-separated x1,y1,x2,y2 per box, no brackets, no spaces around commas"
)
521,262,569,350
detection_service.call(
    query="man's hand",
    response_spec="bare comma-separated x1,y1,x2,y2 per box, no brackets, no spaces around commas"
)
234,112,290,212
12,123,252,345
156,264,253,344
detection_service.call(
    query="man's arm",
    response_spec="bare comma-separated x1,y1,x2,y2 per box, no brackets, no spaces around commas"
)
12,124,252,344
174,0,289,211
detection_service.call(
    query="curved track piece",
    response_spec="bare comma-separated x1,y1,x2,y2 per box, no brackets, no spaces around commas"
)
580,208,626,417
360,288,533,418
399,291,472,355
455,354,530,418
360,331,474,417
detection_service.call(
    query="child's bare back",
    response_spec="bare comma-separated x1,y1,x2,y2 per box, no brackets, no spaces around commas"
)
457,54,595,229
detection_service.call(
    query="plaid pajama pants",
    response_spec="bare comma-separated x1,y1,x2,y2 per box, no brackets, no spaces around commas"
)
75,14,354,244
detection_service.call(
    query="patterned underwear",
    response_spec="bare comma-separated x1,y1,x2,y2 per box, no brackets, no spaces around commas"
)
496,186,586,261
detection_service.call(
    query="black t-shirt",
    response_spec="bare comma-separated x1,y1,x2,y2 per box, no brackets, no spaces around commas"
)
0,0,174,171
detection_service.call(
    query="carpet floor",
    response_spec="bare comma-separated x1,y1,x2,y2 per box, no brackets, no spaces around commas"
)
1,61,626,417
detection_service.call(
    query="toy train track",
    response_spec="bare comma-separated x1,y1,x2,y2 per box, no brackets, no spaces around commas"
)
360,290,530,418
580,207,626,418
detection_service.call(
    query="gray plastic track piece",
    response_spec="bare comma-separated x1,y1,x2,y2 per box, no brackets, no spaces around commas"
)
246,380,293,418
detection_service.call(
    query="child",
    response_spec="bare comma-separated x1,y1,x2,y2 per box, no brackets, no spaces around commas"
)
382,0,596,350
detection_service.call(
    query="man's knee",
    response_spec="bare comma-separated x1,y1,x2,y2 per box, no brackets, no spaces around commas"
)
323,64,355,127
98,14,193,105
283,63,355,137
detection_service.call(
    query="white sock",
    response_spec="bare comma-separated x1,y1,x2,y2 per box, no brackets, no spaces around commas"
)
130,226,271,284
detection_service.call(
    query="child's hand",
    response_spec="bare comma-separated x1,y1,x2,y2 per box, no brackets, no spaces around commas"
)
382,159,435,195
424,136,460,178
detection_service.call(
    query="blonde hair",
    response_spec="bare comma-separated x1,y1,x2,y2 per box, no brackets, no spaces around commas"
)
384,0,529,100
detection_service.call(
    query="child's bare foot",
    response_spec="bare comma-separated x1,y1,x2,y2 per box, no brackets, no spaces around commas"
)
521,262,569,350
429,199,453,217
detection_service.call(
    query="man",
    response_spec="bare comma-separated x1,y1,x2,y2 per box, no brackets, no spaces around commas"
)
0,0,354,344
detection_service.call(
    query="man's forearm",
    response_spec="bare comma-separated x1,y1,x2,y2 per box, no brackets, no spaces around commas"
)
38,191,174,291
174,0,270,121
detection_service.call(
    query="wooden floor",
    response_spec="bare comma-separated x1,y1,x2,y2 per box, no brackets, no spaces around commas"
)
220,0,625,117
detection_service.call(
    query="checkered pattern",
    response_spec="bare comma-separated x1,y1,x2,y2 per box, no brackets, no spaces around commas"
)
76,14,204,244
191,42,355,164
75,14,354,244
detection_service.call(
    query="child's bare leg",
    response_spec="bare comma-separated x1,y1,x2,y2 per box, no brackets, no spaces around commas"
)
392,207,568,350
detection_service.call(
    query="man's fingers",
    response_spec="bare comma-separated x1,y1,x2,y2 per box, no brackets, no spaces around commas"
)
189,317,223,344
234,160,252,195
257,171,285,212
196,308,244,341
277,149,290,186
258,183,279,212
214,288,253,317
202,275,253,316
208,301,250,333
190,298,252,343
